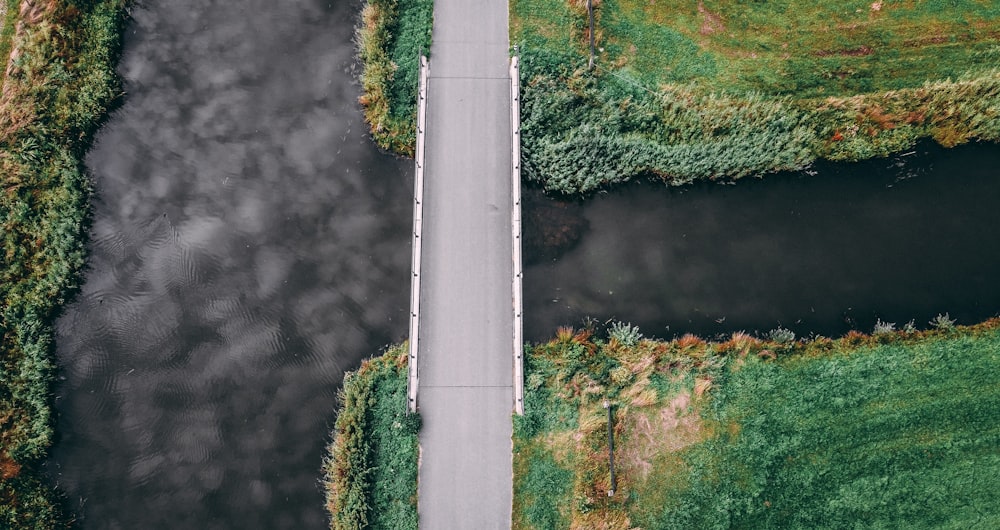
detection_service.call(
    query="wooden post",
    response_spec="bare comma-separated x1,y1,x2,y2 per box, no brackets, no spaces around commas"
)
587,0,595,70
604,399,616,495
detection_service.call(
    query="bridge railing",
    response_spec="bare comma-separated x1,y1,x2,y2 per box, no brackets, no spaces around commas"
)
511,53,524,415
407,55,429,414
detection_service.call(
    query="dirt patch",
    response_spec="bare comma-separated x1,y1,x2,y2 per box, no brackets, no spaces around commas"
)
620,392,702,480
698,1,725,36
0,456,21,479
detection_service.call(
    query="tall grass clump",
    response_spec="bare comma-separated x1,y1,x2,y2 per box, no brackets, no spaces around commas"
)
514,320,1000,528
1,1,129,527
511,0,1000,195
323,344,420,530
356,0,432,156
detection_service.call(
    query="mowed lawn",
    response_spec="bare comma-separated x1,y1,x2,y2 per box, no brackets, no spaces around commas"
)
513,325,1000,529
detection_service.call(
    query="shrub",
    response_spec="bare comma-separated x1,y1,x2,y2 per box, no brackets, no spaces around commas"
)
608,321,641,348
872,318,896,335
767,327,796,344
930,312,957,330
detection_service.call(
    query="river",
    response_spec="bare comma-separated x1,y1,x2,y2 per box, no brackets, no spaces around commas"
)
524,141,1000,342
46,0,1000,528
49,1,412,528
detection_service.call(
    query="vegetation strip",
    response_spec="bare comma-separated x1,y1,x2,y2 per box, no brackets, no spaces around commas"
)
510,0,1000,194
356,0,433,156
513,319,1000,529
323,345,420,530
1,0,128,527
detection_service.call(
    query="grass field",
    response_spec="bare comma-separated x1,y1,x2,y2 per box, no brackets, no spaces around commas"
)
323,345,420,530
511,0,1000,193
1,1,128,526
513,321,1000,529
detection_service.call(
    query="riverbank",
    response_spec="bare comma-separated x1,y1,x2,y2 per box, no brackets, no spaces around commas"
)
512,0,1000,193
513,319,1000,528
0,0,127,526
323,344,419,530
356,0,432,156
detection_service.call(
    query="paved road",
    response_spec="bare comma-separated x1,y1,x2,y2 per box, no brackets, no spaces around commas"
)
416,0,514,527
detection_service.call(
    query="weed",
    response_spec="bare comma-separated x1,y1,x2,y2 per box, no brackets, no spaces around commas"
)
767,326,796,344
930,312,957,330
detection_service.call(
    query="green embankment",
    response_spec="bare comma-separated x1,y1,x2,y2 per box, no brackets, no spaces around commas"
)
323,345,420,530
511,0,1000,193
1,0,128,527
513,321,1000,529
356,0,433,156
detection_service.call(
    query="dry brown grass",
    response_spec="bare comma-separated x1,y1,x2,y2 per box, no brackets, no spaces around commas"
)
620,391,704,481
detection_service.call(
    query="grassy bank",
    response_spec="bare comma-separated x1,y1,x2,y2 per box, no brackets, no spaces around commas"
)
356,0,433,156
1,0,128,526
511,0,1000,193
323,344,420,530
513,320,1000,528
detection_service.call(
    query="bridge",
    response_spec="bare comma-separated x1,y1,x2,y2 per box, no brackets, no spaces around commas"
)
405,0,523,526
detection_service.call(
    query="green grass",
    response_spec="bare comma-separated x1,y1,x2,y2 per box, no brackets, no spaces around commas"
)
1,1,129,527
0,0,18,72
356,0,433,156
603,0,1000,97
323,345,420,530
513,322,1000,529
511,0,1000,194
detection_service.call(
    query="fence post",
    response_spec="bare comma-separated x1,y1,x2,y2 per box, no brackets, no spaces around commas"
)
604,399,616,495
587,0,595,69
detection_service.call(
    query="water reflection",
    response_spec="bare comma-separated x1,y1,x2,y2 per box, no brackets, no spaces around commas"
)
524,141,1000,342
50,1,411,528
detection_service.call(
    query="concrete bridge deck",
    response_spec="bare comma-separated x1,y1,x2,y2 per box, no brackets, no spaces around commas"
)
412,0,518,527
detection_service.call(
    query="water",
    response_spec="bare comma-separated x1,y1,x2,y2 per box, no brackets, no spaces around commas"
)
524,141,1000,342
48,1,412,528
45,0,1000,526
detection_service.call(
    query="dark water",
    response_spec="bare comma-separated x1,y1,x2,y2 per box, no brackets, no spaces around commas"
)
524,141,1000,342
48,1,412,528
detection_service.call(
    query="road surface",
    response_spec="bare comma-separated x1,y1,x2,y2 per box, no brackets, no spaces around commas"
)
415,0,514,527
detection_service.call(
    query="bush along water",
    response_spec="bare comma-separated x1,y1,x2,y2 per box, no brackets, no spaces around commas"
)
356,0,432,156
0,0,129,527
323,345,420,530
